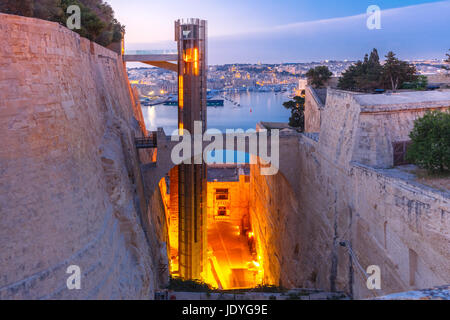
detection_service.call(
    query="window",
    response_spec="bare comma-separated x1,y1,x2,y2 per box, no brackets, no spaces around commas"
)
393,141,412,166
215,189,229,200
218,206,227,216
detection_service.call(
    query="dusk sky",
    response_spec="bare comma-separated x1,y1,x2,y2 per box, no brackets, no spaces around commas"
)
108,0,450,64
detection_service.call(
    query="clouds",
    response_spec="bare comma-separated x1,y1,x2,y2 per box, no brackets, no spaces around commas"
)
125,1,450,64
207,1,450,64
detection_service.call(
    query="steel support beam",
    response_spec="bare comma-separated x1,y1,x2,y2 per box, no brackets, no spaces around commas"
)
123,54,178,62
141,61,178,72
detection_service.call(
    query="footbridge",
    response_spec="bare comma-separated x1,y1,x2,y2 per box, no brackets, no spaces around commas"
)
136,126,302,199
123,50,178,72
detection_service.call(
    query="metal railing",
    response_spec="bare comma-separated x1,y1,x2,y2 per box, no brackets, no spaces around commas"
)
135,132,157,149
125,49,177,55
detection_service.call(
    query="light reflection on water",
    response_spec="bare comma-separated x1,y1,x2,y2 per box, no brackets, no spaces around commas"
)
142,91,292,135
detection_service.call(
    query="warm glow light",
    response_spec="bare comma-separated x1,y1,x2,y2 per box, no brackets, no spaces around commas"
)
183,48,197,63
165,169,268,289
194,48,199,75
178,75,184,109
183,48,199,75
179,122,184,136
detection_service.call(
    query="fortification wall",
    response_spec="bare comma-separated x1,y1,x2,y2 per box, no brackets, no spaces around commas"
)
349,163,449,298
249,90,450,299
304,86,322,133
250,133,449,298
427,73,450,84
0,14,166,299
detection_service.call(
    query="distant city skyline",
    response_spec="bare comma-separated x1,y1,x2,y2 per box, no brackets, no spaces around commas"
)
108,0,450,65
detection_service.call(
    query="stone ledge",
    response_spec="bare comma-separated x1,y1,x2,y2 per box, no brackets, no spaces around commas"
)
350,161,450,200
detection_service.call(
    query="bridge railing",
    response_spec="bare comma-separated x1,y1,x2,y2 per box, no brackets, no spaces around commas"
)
125,49,177,55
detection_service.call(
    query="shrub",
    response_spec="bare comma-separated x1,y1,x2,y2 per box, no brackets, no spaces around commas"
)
166,277,213,292
406,110,450,173
251,284,286,293
401,75,428,91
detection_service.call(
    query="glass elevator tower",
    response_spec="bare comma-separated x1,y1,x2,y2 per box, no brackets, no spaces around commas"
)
175,19,208,280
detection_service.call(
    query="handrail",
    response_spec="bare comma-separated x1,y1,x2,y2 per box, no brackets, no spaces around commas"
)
135,132,158,149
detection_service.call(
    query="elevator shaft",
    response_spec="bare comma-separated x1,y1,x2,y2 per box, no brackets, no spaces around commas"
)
175,19,208,280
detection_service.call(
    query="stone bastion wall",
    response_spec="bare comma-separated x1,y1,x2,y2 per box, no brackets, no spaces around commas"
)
0,13,168,299
249,89,450,299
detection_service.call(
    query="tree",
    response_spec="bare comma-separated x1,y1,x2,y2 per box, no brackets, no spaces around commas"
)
401,75,428,90
306,66,332,88
406,111,450,173
338,62,361,91
442,50,450,71
0,0,34,16
289,109,305,129
60,0,124,46
338,49,417,92
34,0,63,21
360,49,383,90
338,49,383,92
0,0,124,48
283,96,305,130
382,51,417,91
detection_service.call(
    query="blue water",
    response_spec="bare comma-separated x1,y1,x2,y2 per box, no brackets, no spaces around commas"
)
141,91,292,134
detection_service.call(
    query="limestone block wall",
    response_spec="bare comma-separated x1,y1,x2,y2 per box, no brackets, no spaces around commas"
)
0,14,166,299
249,164,314,288
250,134,355,293
249,89,450,299
207,177,250,225
304,86,323,133
318,89,450,169
250,133,449,298
349,163,450,298
351,93,450,168
427,73,450,84
317,89,362,168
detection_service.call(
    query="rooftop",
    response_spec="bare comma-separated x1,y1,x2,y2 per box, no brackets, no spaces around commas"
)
259,122,292,130
354,90,450,107
313,88,327,106
207,164,250,182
